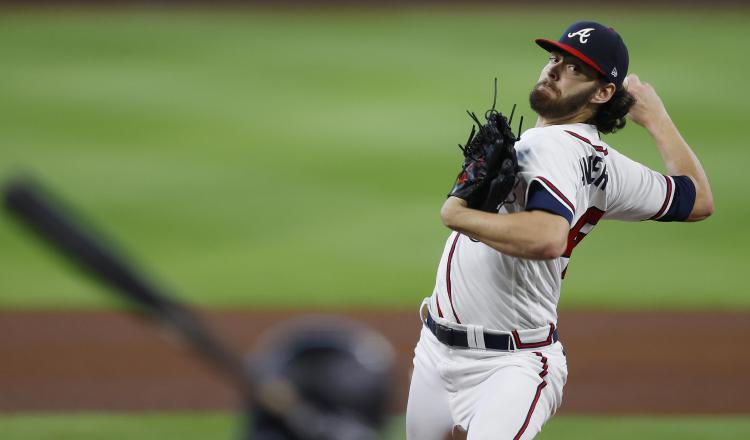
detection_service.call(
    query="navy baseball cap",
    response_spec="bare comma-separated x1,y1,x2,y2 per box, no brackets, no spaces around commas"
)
535,21,629,88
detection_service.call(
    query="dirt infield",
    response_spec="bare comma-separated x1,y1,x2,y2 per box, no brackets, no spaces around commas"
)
1,309,748,414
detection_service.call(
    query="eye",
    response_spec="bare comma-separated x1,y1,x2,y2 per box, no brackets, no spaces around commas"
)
548,55,561,64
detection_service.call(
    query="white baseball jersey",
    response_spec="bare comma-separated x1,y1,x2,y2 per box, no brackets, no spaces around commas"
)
427,122,695,332
407,122,696,440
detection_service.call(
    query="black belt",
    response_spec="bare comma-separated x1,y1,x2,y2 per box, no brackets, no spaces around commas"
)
425,312,558,351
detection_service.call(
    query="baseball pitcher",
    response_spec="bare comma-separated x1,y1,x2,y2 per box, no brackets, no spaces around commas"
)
406,21,713,440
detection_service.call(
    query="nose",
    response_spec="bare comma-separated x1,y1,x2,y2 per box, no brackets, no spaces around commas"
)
546,61,561,82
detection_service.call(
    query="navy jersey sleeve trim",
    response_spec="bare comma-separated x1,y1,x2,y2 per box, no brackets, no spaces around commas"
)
655,175,696,222
534,176,576,213
526,181,574,224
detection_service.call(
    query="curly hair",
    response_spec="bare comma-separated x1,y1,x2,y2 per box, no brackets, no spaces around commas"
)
588,83,636,134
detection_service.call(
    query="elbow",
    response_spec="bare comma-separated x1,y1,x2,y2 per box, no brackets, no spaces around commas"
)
689,204,714,222
699,199,715,219
685,175,714,221
688,193,715,222
523,212,569,259
531,236,568,260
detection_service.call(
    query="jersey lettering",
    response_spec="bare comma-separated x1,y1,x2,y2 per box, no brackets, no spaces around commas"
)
579,155,609,190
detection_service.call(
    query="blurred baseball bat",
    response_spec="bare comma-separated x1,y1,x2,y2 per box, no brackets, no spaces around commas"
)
3,177,251,388
2,177,378,440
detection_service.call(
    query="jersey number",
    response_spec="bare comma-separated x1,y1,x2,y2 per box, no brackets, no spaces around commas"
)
561,207,605,278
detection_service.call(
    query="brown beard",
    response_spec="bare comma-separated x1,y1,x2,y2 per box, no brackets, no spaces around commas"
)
529,81,598,120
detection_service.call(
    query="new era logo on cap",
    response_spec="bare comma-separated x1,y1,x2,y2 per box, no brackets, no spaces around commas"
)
535,21,629,88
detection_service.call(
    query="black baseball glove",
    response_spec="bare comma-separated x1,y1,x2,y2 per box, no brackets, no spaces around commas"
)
448,86,521,212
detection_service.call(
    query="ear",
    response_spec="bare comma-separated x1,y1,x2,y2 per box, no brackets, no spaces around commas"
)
590,83,616,104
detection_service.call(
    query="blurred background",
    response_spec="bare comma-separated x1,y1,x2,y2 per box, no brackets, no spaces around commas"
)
0,1,748,439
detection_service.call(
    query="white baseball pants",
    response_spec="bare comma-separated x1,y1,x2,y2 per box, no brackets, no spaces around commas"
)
406,326,568,440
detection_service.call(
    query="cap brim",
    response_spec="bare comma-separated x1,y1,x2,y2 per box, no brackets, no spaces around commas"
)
535,38,608,78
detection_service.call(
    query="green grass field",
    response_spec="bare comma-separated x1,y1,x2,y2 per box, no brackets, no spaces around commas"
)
2,413,749,439
0,8,748,310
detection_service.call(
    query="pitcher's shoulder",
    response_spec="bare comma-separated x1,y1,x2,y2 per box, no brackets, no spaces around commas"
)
516,126,583,161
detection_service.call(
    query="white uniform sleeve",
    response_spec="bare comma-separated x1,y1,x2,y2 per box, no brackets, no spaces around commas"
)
603,148,675,221
516,134,580,223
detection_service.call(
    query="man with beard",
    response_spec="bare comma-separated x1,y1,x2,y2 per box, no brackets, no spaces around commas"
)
405,21,713,440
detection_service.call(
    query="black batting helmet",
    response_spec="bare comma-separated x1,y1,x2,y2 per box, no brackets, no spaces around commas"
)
245,317,395,440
